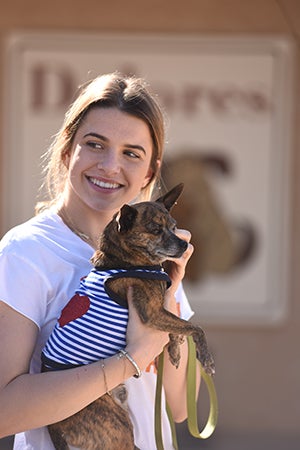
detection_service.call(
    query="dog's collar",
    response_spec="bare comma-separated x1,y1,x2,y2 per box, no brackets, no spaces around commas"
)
98,266,172,308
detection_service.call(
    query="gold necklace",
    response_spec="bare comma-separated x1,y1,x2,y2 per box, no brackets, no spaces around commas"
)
58,205,93,246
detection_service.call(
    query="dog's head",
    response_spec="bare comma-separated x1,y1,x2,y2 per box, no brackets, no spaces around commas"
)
94,184,188,267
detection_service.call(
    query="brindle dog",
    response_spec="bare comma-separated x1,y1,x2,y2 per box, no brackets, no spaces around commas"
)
45,183,215,450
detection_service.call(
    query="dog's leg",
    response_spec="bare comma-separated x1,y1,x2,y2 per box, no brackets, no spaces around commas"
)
166,316,215,375
190,330,216,375
168,334,185,369
131,287,215,375
48,425,69,450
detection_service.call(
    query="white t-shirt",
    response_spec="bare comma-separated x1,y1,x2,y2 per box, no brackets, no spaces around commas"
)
0,210,193,450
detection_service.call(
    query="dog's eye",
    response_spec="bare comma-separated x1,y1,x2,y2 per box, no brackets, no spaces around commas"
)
150,224,162,235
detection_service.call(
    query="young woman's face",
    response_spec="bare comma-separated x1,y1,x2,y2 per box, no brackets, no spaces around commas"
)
64,107,155,213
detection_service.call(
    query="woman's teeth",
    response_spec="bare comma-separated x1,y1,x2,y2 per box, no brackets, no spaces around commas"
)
89,178,120,189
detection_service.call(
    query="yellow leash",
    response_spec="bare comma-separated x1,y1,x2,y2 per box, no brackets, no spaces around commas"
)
186,336,218,439
155,352,166,449
155,336,218,449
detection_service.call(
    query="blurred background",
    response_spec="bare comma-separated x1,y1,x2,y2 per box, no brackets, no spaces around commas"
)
0,1,299,449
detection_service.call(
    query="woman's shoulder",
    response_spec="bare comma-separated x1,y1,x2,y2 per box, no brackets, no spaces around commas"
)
0,210,62,252
1,209,94,270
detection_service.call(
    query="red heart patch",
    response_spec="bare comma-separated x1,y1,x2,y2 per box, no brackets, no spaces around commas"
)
58,294,90,327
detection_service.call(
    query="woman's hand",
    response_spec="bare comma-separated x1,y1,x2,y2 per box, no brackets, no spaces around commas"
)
164,228,194,295
125,287,170,371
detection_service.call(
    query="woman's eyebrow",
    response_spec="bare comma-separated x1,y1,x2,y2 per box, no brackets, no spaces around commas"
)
83,132,146,154
125,144,146,154
84,132,108,142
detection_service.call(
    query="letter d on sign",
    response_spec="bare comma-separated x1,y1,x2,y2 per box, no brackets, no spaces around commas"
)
30,63,75,111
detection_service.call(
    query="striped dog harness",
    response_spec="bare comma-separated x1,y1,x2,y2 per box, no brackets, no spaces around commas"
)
42,266,171,370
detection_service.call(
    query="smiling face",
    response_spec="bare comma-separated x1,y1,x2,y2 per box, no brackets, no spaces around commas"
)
63,107,156,215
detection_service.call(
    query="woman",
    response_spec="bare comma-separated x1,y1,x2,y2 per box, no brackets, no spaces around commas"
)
0,73,197,449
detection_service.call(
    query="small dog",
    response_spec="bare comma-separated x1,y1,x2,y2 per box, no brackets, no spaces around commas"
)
42,183,215,450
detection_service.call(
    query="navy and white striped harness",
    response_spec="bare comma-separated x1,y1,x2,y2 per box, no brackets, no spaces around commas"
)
41,266,171,370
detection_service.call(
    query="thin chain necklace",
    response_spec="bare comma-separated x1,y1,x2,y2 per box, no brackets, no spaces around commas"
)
58,205,94,246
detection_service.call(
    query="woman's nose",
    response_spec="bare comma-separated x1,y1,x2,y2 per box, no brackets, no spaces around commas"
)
97,150,121,175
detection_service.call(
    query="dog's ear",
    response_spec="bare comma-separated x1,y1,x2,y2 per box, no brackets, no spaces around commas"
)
115,204,138,233
156,183,184,211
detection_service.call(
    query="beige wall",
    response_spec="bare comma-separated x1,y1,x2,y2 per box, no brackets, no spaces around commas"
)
1,1,299,448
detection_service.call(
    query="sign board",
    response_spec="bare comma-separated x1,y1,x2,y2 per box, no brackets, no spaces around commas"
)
2,32,294,325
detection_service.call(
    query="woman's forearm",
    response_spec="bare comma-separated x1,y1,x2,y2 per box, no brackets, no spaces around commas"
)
163,336,201,422
0,353,138,438
0,294,169,439
162,291,201,423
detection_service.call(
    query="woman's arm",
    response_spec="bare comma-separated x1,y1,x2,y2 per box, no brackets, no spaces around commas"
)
0,299,169,438
162,229,201,422
162,292,201,422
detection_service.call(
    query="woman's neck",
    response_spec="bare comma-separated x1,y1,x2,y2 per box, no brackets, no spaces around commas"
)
56,199,115,250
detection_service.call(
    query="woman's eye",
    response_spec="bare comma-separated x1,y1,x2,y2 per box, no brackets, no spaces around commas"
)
124,149,140,159
87,141,103,150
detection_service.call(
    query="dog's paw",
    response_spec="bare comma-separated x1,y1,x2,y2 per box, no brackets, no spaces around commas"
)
169,354,181,369
111,384,128,407
199,351,216,376
168,334,183,369
168,348,181,369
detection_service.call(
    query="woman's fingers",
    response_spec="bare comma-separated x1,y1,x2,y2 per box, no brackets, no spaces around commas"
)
175,228,192,243
125,287,169,369
164,228,194,291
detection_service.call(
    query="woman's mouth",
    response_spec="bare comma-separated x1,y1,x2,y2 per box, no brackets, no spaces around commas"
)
88,177,122,190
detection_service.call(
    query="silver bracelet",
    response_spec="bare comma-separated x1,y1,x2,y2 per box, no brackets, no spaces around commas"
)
118,349,142,378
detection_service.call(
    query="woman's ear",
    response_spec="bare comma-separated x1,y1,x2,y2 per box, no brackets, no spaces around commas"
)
141,169,154,189
142,159,161,189
62,150,71,169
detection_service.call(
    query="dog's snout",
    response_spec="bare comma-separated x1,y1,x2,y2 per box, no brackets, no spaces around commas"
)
181,239,188,251
171,236,188,258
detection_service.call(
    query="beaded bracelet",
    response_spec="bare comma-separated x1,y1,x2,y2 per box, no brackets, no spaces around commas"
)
118,349,142,378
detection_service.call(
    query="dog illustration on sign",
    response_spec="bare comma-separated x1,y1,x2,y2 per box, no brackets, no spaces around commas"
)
163,153,257,282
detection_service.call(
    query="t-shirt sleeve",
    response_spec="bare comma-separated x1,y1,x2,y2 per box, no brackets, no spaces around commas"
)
175,282,194,321
0,249,50,329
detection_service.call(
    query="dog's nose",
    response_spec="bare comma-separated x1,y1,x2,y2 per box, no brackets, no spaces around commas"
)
172,239,188,258
180,239,188,252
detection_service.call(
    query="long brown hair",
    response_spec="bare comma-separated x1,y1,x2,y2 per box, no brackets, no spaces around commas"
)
36,72,166,212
